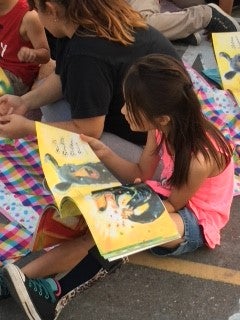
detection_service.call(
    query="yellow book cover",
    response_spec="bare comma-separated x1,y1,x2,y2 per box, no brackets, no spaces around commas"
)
212,32,240,104
34,122,180,261
0,67,14,96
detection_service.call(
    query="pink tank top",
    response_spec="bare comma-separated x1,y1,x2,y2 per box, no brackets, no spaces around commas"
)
147,132,234,249
0,0,39,86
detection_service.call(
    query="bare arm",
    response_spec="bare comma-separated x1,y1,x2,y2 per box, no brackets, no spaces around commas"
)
0,72,62,117
81,130,159,182
0,114,105,139
19,10,50,64
164,153,216,213
23,72,63,111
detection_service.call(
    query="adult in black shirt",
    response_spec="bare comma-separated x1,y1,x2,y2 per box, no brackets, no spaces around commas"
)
0,0,180,146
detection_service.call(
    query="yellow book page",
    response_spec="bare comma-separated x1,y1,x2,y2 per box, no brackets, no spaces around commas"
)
75,184,180,259
212,32,240,104
36,122,121,215
0,67,14,96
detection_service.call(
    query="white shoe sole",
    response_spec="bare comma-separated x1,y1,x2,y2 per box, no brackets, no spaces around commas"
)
209,3,240,31
3,264,41,320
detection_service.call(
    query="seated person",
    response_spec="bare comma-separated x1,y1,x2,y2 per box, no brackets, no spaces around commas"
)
0,0,50,96
0,0,180,151
128,0,240,45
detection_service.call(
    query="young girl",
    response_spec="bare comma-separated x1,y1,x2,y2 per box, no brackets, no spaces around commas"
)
83,53,234,255
1,55,234,320
0,0,50,95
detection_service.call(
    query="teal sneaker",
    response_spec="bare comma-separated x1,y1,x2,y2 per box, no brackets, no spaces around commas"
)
0,268,10,300
3,264,60,320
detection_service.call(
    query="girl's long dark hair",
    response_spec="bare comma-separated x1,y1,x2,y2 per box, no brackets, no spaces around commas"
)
123,54,233,188
28,0,147,45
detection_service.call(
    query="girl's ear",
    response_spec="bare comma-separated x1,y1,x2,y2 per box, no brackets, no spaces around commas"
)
45,1,58,17
158,115,171,126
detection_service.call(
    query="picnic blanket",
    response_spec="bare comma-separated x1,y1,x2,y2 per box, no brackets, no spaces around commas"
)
0,67,239,265
0,136,53,266
186,64,240,195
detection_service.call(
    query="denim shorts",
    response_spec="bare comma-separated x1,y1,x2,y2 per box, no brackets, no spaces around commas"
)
150,207,205,256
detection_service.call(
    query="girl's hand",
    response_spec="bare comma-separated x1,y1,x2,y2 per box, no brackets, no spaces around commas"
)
0,114,35,138
134,178,142,184
0,95,27,116
17,47,37,63
80,134,111,160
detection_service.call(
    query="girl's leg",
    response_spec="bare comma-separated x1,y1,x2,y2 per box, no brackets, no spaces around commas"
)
3,244,124,320
22,232,95,279
151,208,205,256
158,212,185,248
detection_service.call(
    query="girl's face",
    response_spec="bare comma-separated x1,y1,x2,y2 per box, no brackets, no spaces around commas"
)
121,104,154,132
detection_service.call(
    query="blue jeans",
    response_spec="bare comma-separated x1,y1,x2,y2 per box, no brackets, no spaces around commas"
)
150,207,205,256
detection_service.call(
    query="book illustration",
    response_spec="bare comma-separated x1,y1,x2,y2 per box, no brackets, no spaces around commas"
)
36,122,121,210
75,182,179,260
0,67,14,96
30,205,88,251
44,153,118,192
35,122,180,261
212,32,240,104
91,183,163,224
218,52,240,80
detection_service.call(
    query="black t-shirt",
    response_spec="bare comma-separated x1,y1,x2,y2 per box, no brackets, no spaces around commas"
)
45,29,57,60
55,26,180,145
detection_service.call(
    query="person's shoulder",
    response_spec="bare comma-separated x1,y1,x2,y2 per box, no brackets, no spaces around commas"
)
22,9,39,25
20,9,43,37
190,151,217,179
69,33,121,59
134,25,180,59
136,25,167,39
134,25,175,48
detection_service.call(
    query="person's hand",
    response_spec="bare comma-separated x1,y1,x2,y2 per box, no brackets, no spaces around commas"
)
0,95,27,116
17,47,37,63
80,134,110,160
0,114,35,138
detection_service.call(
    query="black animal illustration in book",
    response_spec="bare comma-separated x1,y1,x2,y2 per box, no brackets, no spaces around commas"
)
44,153,118,191
219,52,240,79
93,184,164,224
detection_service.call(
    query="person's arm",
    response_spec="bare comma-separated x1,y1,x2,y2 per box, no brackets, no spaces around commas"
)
0,114,105,139
23,72,63,110
163,152,215,213
81,130,159,182
218,0,234,15
0,72,62,117
18,10,50,64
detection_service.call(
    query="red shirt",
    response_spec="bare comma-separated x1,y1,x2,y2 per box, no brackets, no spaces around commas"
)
0,0,39,86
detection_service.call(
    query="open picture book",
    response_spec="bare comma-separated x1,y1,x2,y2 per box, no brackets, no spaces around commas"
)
212,32,240,104
32,122,180,261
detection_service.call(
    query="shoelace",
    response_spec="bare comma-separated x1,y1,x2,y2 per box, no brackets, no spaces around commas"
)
28,278,56,303
0,272,9,296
